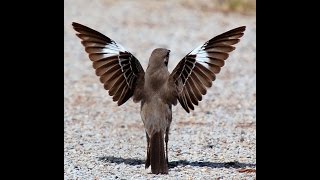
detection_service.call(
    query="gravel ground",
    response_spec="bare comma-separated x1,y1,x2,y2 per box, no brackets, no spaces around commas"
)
64,0,256,179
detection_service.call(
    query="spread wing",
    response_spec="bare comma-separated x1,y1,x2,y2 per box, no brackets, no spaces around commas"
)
72,22,145,106
169,26,246,113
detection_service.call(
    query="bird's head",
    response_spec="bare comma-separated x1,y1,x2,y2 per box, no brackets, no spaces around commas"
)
149,48,170,68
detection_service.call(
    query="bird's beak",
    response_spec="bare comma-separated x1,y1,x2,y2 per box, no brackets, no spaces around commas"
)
164,50,170,66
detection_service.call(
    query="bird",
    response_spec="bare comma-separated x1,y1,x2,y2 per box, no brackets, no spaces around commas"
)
72,22,246,174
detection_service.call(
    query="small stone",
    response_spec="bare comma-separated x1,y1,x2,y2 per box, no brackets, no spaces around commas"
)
207,145,214,148
88,164,95,169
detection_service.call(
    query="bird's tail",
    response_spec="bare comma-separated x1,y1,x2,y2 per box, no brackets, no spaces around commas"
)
146,130,168,174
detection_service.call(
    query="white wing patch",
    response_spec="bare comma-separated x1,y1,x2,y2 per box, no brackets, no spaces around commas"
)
113,41,126,52
101,46,121,54
197,62,210,69
190,44,210,69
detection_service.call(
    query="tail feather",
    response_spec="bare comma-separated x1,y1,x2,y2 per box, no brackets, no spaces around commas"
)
146,131,168,174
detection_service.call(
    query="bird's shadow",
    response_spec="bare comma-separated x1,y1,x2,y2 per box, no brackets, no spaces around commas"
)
98,156,255,169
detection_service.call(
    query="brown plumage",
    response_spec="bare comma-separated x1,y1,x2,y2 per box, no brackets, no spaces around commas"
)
72,22,246,174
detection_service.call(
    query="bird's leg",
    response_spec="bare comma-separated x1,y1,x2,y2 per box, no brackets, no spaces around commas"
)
165,127,169,165
145,132,150,169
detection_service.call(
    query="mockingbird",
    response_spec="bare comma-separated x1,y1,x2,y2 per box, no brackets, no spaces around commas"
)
72,22,245,174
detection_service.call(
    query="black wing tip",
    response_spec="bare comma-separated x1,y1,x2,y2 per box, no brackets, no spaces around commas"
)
72,22,87,27
233,26,246,32
72,22,82,28
117,101,124,106
72,22,92,32
72,22,85,32
72,22,113,43
183,104,191,113
221,26,246,36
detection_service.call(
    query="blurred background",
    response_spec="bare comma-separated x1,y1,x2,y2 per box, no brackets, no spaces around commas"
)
64,0,256,178
65,0,255,74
